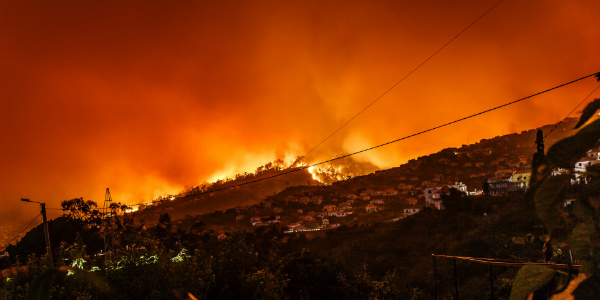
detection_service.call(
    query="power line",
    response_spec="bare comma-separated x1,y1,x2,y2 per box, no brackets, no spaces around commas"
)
527,82,600,158
545,84,600,139
301,0,505,160
186,72,599,198
119,72,597,210
3,213,42,240
1,213,41,250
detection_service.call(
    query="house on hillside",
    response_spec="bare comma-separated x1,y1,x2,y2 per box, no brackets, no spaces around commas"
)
360,189,375,197
323,204,338,211
495,169,513,177
450,182,468,193
365,204,378,213
370,199,384,205
384,188,398,196
424,186,448,209
512,169,532,189
397,183,412,190
487,175,516,196
403,208,421,217
339,202,352,209
326,210,339,217
406,198,418,205
587,148,600,159
575,157,598,173
273,207,283,214
299,215,314,223
236,215,244,222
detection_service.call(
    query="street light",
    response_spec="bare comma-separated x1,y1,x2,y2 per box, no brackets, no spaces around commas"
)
20,198,53,266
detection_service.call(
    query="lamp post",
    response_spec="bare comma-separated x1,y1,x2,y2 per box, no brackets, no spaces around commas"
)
20,199,53,266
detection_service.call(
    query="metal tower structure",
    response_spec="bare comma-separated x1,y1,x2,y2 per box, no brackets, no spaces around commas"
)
103,188,113,218
102,188,116,256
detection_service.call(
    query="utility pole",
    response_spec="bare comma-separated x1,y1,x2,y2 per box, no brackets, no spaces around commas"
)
535,129,544,155
21,199,53,266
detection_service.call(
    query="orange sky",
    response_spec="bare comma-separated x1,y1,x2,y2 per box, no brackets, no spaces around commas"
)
1,0,599,223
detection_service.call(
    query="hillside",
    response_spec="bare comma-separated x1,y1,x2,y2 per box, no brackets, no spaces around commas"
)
132,118,579,232
133,167,321,225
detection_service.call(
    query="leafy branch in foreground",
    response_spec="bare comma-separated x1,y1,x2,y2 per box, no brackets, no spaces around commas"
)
510,84,600,299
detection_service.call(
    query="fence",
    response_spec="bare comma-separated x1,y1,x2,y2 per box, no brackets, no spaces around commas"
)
431,254,580,300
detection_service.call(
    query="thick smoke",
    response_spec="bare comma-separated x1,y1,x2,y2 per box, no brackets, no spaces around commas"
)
1,0,599,224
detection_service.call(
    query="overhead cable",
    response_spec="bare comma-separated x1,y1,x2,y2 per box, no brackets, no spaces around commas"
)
186,72,600,198
1,213,41,250
301,0,505,159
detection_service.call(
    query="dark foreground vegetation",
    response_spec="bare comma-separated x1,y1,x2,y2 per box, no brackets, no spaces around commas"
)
1,191,551,300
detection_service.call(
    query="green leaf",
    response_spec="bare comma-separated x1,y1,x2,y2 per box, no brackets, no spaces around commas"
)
571,222,594,275
535,175,570,234
575,98,600,129
509,265,556,300
26,269,61,300
547,119,600,169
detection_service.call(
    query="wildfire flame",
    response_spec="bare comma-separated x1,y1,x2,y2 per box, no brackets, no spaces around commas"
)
307,164,354,185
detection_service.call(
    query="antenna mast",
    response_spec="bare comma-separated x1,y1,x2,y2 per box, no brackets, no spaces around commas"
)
103,188,113,218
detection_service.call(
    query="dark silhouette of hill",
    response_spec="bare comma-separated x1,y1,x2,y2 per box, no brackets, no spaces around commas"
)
133,117,579,226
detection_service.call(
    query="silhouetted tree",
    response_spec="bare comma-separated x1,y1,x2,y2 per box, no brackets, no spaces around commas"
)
61,197,100,222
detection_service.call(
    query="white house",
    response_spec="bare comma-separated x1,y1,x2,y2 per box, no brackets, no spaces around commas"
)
575,157,598,173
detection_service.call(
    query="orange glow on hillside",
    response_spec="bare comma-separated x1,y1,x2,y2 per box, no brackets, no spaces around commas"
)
1,0,599,223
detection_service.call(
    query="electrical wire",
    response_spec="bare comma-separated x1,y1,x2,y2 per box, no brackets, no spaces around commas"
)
545,84,600,139
115,71,598,209
301,0,505,160
180,72,599,199
3,213,42,241
527,82,600,158
0,213,41,250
